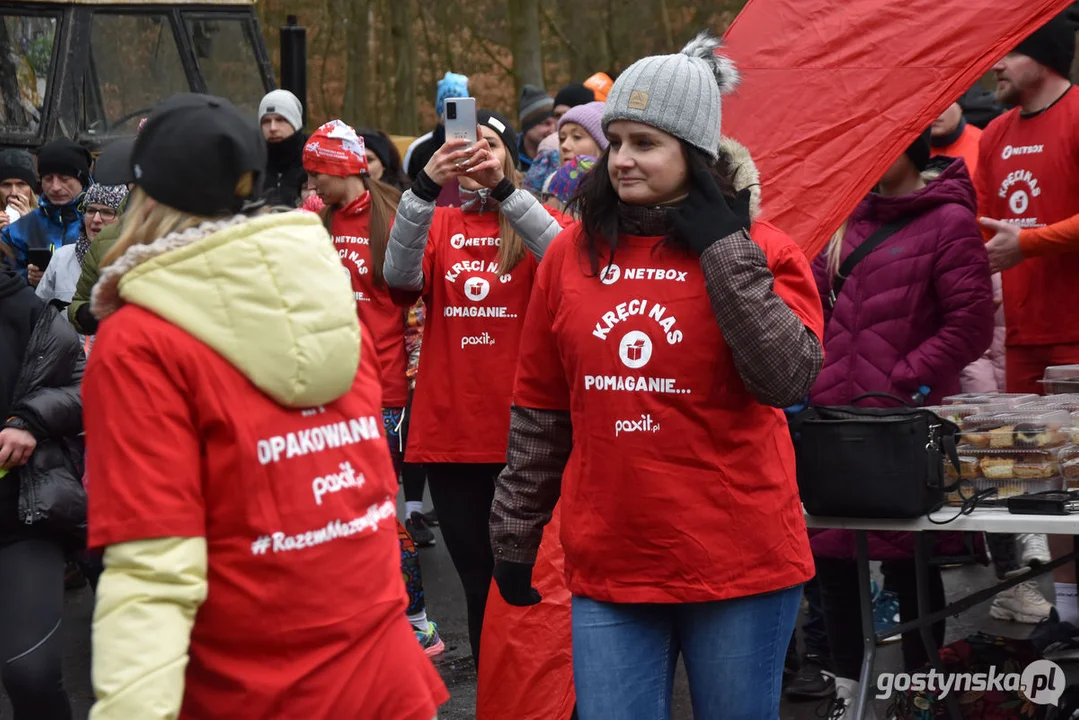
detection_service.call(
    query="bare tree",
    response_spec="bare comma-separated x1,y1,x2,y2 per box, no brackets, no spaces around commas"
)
656,0,674,48
390,0,418,134
507,0,544,95
343,0,369,124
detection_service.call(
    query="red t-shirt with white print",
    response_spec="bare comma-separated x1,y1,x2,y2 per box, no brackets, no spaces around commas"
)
397,207,539,463
331,193,410,408
84,311,447,720
976,87,1079,347
513,223,822,603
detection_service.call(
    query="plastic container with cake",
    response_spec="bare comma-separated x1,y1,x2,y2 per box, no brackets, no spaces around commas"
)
942,446,983,505
960,409,1074,450
942,393,1039,407
943,445,1062,504
1040,365,1079,395
927,403,1008,425
1018,395,1079,413
1058,445,1079,490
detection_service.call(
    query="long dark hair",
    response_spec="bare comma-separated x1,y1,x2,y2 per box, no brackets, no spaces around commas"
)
573,141,738,276
356,127,410,192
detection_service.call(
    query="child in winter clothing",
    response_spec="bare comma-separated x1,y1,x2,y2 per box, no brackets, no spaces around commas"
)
556,101,607,165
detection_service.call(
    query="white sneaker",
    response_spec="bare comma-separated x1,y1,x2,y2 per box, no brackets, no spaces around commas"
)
1019,533,1052,567
825,678,880,720
990,580,1054,624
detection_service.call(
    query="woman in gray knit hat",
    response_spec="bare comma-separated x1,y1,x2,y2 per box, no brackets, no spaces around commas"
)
489,31,825,719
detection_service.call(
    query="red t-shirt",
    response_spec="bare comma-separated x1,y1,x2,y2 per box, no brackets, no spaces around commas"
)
513,223,821,603
332,194,410,408
84,308,447,720
976,87,1079,347
396,207,540,463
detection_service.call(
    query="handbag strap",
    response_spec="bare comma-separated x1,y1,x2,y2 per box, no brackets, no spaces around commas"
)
849,392,913,408
941,433,961,490
829,215,916,308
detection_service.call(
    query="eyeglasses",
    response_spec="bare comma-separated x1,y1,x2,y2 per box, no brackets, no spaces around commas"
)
85,206,117,221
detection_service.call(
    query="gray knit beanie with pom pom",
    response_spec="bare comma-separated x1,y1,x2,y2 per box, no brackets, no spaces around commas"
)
602,31,739,159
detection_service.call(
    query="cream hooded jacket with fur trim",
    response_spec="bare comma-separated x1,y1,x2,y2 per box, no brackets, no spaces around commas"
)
86,211,360,720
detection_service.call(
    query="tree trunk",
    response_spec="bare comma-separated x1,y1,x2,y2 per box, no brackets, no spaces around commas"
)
508,0,544,97
374,0,390,128
390,0,417,134
343,0,370,124
656,0,673,49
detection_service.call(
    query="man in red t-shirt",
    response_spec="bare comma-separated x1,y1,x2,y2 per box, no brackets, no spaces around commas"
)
975,14,1079,623
975,14,1079,394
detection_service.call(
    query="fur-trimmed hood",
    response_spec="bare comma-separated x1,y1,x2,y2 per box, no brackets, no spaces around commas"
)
721,136,762,220
91,211,361,408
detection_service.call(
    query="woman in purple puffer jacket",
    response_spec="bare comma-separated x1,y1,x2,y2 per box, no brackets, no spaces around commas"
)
808,133,995,717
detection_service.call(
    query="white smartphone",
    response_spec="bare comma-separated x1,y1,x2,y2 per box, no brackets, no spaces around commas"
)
443,97,478,146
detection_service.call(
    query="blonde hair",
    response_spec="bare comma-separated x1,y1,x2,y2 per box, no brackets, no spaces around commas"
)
824,221,848,280
102,188,216,266
496,149,526,276
102,172,258,267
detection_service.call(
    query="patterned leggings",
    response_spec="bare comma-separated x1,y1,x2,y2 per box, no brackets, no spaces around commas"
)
385,407,425,617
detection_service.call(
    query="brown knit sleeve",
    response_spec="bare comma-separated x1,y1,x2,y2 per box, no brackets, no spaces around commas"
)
490,405,572,565
700,231,823,407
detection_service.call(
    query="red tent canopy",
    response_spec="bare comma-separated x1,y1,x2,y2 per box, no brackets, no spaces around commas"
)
721,0,1075,260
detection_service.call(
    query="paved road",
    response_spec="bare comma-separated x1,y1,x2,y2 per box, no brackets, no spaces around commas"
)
0,491,1057,719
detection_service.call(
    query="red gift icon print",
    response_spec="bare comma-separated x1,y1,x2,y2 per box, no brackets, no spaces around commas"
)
618,330,653,369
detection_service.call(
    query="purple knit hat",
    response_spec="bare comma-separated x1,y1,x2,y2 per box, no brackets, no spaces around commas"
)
558,101,608,152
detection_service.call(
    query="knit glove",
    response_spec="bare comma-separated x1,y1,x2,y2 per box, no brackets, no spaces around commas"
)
671,165,752,256
493,561,542,607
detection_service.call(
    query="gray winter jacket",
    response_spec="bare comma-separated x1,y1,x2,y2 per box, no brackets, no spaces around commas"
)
383,184,563,291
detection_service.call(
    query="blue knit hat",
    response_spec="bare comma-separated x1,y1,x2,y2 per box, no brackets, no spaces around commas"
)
435,72,470,119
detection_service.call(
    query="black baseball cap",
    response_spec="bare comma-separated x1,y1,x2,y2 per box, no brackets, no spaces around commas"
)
478,109,519,167
131,93,266,216
93,138,136,185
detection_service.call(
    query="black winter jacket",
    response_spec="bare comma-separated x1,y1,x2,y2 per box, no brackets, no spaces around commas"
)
2,285,86,546
263,132,308,208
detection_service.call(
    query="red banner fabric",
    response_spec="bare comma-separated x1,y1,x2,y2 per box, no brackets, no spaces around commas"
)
721,0,1075,260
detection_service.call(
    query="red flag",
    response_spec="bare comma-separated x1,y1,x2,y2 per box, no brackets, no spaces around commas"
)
721,0,1075,260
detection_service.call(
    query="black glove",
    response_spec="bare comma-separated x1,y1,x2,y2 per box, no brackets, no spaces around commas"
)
493,561,542,607
671,165,752,256
75,303,99,335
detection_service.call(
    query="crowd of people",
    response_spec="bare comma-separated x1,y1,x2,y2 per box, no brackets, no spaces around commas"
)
0,11,1078,720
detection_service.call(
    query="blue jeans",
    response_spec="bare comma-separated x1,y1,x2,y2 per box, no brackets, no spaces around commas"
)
572,585,802,720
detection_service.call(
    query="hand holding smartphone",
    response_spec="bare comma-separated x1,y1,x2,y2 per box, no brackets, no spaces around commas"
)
27,248,53,272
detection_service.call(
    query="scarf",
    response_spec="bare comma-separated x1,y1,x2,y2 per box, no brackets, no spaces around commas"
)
617,201,674,236
267,132,307,174
338,191,371,217
75,230,91,265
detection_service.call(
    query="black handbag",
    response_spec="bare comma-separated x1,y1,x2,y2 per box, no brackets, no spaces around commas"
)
792,393,961,518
